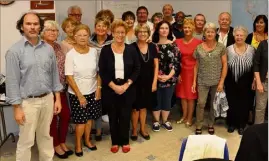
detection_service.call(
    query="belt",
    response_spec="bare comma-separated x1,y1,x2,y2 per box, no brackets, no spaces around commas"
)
28,93,48,98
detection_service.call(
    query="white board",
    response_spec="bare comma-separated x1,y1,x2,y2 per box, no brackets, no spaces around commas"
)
101,0,139,19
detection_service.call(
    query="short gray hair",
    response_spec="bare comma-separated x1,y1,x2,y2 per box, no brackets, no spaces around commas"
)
40,20,59,38
203,22,217,33
233,25,248,37
67,5,82,14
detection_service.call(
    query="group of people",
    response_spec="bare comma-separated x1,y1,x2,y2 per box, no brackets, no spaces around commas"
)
4,3,268,161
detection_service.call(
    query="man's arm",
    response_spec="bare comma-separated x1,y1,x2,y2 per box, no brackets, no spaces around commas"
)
5,50,22,105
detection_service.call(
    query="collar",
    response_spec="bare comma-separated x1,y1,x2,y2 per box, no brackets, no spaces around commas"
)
22,36,44,47
90,33,112,43
217,27,230,35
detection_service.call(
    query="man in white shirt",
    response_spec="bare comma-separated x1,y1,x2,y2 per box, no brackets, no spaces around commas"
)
162,4,175,25
134,6,154,32
216,12,234,47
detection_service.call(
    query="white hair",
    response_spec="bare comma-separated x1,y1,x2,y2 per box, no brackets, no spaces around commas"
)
233,25,248,37
203,22,217,33
67,5,82,14
40,20,59,38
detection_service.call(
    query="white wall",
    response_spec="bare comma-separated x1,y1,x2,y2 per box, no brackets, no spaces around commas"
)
1,0,232,134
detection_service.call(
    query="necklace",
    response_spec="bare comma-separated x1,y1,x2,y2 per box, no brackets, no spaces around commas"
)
139,48,149,62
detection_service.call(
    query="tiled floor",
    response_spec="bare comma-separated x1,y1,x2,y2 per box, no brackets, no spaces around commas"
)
0,110,242,161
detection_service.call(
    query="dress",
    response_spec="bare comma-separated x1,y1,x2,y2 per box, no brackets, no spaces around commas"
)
175,38,202,99
132,42,158,110
225,44,255,128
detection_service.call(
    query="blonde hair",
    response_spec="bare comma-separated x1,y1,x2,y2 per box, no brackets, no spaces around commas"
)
73,24,91,36
94,17,110,28
40,20,59,39
233,25,248,37
95,9,114,23
134,24,151,37
162,4,173,11
61,18,77,32
183,18,195,29
111,19,128,33
203,22,217,33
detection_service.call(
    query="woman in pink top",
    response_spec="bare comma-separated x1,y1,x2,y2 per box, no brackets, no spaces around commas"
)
175,19,202,126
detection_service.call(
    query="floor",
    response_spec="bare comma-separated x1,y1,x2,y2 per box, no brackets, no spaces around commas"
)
0,108,242,161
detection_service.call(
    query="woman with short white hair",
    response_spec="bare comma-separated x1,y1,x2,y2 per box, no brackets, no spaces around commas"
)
41,20,73,159
225,26,255,135
192,22,228,135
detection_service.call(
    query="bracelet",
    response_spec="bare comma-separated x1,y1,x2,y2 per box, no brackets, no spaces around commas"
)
97,86,102,89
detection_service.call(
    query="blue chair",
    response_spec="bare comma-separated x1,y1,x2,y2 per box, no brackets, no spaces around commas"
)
179,137,229,161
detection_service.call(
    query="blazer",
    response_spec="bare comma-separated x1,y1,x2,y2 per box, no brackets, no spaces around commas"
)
216,26,235,47
245,33,253,45
253,40,268,83
98,44,140,105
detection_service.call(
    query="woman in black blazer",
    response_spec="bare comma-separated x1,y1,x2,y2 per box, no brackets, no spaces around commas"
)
98,20,140,153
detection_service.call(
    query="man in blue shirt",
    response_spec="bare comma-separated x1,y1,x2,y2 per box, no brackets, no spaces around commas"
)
5,11,63,161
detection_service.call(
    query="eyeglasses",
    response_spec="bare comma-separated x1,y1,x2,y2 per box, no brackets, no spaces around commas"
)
138,31,148,34
46,29,59,33
114,32,126,36
69,14,82,17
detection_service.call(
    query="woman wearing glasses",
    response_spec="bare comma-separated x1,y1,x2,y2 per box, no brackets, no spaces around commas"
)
99,20,140,153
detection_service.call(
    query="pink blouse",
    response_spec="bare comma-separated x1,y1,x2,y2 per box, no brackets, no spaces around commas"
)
53,42,66,86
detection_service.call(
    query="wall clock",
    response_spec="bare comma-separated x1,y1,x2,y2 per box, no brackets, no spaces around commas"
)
0,1,15,5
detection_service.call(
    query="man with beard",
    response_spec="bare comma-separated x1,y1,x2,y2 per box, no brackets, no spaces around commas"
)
172,11,185,39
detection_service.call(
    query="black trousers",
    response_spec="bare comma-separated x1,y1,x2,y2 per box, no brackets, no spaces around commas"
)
107,94,132,146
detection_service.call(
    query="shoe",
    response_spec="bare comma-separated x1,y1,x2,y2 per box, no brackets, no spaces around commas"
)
65,150,74,156
185,122,192,128
95,135,102,141
84,143,97,151
227,126,235,133
195,128,202,135
75,150,83,157
176,118,186,124
111,145,119,153
122,145,131,153
130,135,138,141
152,122,160,132
238,128,244,135
54,152,68,159
139,131,150,140
102,115,109,123
208,126,215,135
162,121,173,132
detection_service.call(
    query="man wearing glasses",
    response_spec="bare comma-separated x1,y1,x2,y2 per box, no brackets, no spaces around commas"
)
68,5,82,25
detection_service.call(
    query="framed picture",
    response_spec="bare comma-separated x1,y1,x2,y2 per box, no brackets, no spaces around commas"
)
0,1,15,5
37,13,55,21
30,1,54,10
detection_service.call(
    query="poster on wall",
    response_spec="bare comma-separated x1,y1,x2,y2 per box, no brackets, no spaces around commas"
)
30,1,54,10
101,0,138,19
232,0,268,32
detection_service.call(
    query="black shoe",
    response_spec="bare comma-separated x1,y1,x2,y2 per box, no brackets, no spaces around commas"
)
95,135,102,141
195,128,202,135
84,143,97,151
75,151,83,157
227,126,235,133
65,150,74,156
139,131,150,140
208,126,215,135
54,152,68,159
238,128,244,135
130,135,138,141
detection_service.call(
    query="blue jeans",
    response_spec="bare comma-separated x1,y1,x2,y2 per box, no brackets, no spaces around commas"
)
153,85,175,111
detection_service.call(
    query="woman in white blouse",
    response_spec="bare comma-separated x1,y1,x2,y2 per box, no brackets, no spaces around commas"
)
65,24,101,157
